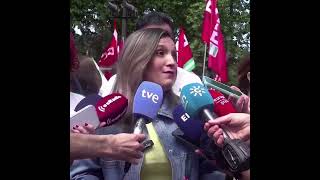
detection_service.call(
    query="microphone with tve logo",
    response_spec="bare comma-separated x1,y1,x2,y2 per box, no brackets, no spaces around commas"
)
180,83,250,173
124,81,163,173
133,81,163,134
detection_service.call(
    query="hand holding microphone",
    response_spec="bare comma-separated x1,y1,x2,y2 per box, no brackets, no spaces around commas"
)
227,86,250,114
71,93,128,134
208,89,250,148
204,113,250,147
70,133,146,164
70,92,145,165
180,83,250,173
71,123,100,134
107,133,146,164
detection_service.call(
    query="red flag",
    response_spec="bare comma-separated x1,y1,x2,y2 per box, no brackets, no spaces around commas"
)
202,0,228,82
201,0,215,44
177,27,196,71
207,12,228,82
98,20,118,67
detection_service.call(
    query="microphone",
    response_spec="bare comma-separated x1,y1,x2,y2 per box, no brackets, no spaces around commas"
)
73,93,128,127
124,81,163,174
209,89,236,117
180,83,250,173
172,104,222,162
172,104,223,175
132,81,163,134
95,93,128,126
172,104,203,144
180,83,216,121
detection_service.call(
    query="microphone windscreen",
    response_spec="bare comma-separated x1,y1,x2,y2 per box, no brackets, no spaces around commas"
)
209,89,236,116
180,83,214,118
173,104,203,143
133,81,163,120
95,93,128,125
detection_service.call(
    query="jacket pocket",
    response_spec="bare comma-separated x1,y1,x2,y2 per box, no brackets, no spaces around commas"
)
99,159,124,180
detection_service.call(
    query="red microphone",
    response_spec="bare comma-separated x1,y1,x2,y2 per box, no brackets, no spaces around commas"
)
209,89,236,117
95,93,128,126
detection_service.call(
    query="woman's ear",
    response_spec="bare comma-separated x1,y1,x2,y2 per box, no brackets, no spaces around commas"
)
247,72,250,82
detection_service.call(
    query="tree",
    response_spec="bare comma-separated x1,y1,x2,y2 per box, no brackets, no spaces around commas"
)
70,0,250,85
71,0,114,60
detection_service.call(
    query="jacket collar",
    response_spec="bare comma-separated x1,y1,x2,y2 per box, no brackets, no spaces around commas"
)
157,93,179,120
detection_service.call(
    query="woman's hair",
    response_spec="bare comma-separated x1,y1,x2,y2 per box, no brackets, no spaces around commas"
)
75,56,102,96
238,55,250,95
112,28,176,129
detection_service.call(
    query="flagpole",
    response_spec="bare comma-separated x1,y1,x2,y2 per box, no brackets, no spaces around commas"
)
202,43,207,79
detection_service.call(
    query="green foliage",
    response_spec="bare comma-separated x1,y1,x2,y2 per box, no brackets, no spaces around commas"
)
70,0,250,84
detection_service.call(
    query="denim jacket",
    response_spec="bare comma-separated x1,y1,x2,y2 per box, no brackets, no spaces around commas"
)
71,95,225,180
99,95,200,180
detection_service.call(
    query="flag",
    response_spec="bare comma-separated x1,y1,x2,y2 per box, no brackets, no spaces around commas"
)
98,20,119,67
106,38,123,80
201,0,215,44
202,0,228,82
176,27,196,71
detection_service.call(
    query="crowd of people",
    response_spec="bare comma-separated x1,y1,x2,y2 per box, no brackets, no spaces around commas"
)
70,12,250,180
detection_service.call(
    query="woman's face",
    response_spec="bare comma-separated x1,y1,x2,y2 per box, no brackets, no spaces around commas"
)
144,37,177,91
